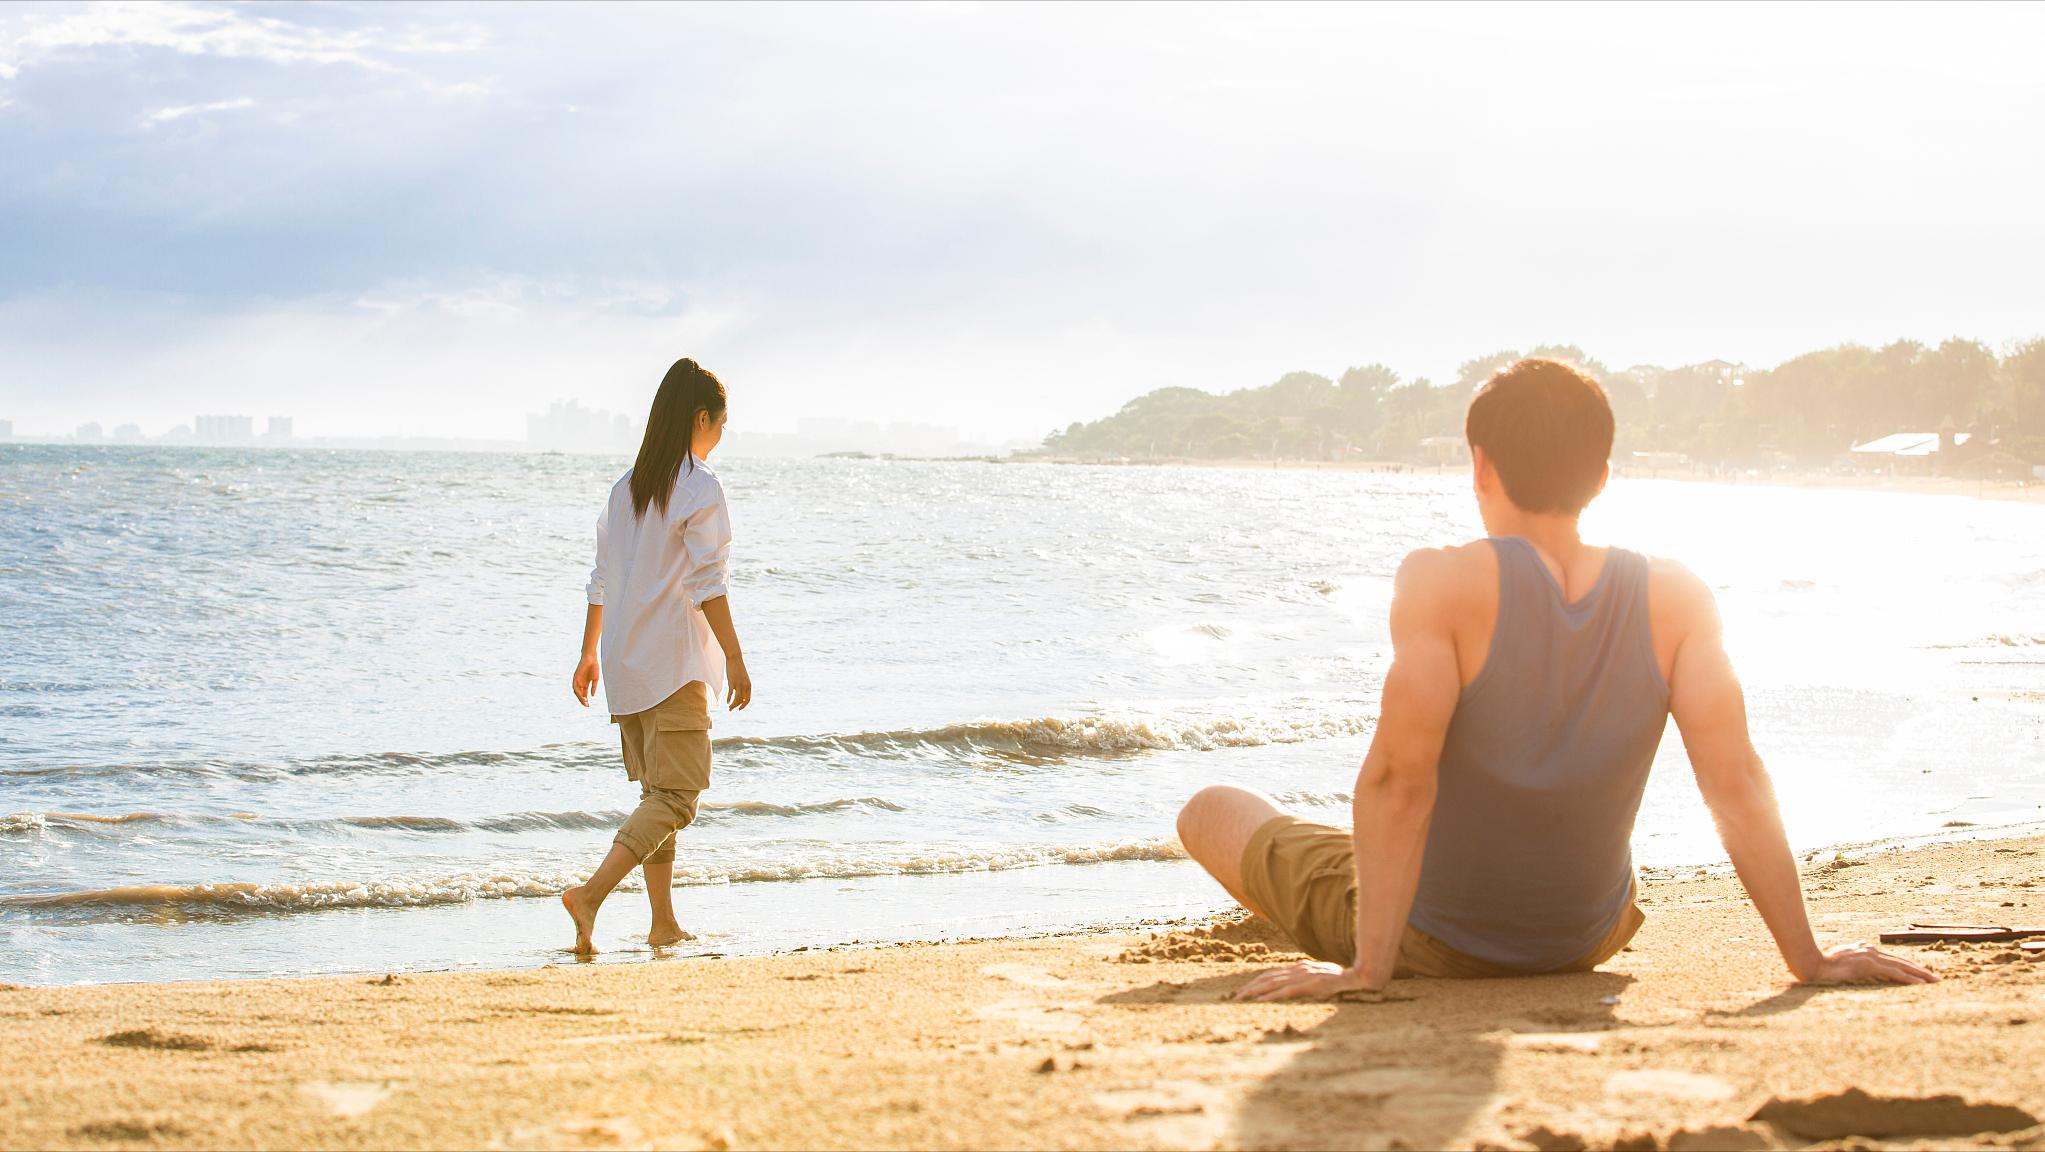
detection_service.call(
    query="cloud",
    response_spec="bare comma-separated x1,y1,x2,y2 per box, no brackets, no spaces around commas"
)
3,1,493,94
17,1,386,69
144,94,253,126
2,3,2042,442
13,0,490,68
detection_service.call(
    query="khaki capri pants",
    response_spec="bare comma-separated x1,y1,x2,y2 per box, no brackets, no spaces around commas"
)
611,681,712,864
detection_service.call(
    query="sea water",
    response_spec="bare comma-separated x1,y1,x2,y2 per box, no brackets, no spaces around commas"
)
2,446,2041,984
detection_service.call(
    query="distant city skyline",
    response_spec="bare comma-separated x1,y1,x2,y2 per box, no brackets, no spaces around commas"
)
6,411,297,445
0,400,1018,457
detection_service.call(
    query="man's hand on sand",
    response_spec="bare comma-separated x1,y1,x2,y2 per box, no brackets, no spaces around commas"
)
1232,960,1385,1002
1797,943,1938,985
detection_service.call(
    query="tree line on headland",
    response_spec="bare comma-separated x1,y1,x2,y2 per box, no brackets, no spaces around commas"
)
1036,338,2045,470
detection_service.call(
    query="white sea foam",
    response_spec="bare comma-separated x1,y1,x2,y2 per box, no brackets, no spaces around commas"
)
0,812,47,835
8,838,1188,917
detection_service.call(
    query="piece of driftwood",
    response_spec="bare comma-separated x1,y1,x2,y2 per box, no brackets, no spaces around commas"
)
1878,923,2045,944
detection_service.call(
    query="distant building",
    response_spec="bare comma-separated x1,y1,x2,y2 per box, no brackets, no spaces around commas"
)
264,416,294,444
1848,431,1970,459
76,422,104,442
526,400,639,455
1418,435,1471,465
1849,430,1972,475
114,424,144,443
1629,450,1691,472
194,414,255,444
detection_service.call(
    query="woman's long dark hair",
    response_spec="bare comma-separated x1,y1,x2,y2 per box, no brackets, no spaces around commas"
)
629,358,727,520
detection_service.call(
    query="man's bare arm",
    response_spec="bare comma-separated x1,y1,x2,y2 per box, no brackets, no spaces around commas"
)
1235,549,1463,1000
1664,564,1934,986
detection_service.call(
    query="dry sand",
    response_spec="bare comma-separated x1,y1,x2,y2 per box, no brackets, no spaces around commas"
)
5,835,2045,1151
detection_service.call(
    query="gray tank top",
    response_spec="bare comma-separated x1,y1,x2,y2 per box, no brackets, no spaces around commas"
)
1407,536,1671,971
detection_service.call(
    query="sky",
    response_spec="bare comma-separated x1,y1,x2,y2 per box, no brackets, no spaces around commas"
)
2,1,2042,443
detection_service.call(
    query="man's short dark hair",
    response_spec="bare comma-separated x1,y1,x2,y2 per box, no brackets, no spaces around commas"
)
1464,358,1614,515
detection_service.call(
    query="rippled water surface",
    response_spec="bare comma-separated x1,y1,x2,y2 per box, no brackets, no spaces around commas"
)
3,445,2043,984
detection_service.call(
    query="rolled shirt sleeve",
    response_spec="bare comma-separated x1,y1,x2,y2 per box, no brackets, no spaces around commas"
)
585,498,609,605
680,476,732,608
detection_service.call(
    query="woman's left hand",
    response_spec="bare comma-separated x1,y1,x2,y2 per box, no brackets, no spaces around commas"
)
726,655,752,711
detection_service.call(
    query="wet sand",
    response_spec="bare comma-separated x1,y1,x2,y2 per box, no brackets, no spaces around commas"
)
4,834,2044,1151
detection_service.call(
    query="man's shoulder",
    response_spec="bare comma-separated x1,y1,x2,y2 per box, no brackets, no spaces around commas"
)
1397,539,1495,579
1642,553,1714,608
1394,541,1497,608
1640,553,1721,650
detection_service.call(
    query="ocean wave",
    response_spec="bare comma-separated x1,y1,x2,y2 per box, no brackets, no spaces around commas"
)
703,797,909,817
0,746,598,783
723,710,1374,761
1929,634,2045,650
4,874,589,913
2,707,1374,784
3,810,182,835
1270,789,1352,808
1,838,1187,918
3,799,913,839
337,815,470,832
1033,803,1112,823
0,812,47,835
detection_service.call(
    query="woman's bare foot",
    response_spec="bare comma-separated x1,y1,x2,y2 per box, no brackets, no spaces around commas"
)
561,888,598,955
648,920,695,948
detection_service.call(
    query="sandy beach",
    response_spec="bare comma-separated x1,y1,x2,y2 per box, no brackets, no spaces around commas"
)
5,833,2044,1151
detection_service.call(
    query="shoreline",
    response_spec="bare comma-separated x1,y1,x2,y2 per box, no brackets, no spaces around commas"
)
1025,455,2045,504
4,832,2043,1150
15,814,2045,994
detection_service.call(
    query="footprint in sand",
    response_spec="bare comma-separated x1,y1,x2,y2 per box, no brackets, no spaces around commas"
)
1506,1031,1604,1053
973,998,1084,1036
1752,1088,2038,1141
300,1081,396,1119
98,1029,211,1051
556,1031,669,1047
979,963,1070,989
1093,1080,1231,1147
1604,1069,1736,1102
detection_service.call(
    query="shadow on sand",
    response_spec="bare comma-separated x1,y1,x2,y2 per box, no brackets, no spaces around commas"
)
1102,965,1636,1150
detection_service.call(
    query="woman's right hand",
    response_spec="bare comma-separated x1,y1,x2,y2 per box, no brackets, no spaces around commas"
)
572,654,600,707
726,655,752,711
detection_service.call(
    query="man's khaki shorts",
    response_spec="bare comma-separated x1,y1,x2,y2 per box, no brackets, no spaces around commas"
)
1239,815,1645,979
611,681,712,863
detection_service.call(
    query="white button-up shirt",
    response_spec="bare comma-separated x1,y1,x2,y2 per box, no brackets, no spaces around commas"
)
585,458,733,717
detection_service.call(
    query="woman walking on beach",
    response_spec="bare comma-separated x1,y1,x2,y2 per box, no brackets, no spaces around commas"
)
564,357,752,955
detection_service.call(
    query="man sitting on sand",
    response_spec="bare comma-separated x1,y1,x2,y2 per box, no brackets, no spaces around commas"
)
1179,358,1935,999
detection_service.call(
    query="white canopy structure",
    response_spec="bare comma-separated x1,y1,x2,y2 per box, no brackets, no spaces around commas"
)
1850,431,1971,457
